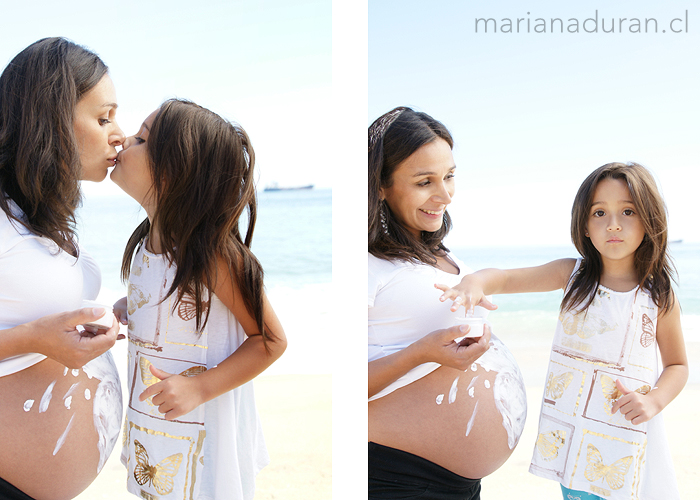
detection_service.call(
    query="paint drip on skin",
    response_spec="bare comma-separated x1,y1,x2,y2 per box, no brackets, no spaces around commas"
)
64,397,73,410
82,352,123,473
85,389,91,400
448,376,460,404
39,380,57,413
53,413,75,456
63,367,68,377
474,333,527,449
465,376,479,398
484,380,491,389
71,369,80,377
63,383,80,400
470,363,477,372
465,400,479,437
23,400,34,412
436,394,444,405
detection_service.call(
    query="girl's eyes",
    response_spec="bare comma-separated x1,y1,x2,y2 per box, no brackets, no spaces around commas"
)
592,208,636,217
134,137,146,145
98,118,111,125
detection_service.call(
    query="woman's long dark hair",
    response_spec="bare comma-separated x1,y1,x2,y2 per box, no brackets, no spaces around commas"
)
368,107,454,265
563,162,676,314
121,99,277,347
0,37,108,256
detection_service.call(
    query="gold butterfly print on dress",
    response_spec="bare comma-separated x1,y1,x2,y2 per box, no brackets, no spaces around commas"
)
600,374,651,416
536,430,566,461
584,443,633,490
546,371,574,400
133,439,183,495
128,284,152,315
559,312,615,340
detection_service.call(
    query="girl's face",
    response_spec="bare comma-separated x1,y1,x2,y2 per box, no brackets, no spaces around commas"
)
380,138,455,239
586,177,645,266
74,75,125,182
111,108,158,215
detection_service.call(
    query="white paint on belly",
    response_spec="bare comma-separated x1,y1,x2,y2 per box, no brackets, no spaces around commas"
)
39,380,57,413
474,334,527,449
465,400,479,437
53,413,76,456
82,351,123,473
448,376,460,404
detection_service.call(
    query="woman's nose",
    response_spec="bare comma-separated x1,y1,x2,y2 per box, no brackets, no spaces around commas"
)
433,182,452,204
110,122,126,147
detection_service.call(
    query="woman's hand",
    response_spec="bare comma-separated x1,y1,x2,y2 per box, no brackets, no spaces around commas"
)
369,323,492,398
412,323,492,371
435,277,498,314
28,308,120,369
113,296,128,325
140,364,205,420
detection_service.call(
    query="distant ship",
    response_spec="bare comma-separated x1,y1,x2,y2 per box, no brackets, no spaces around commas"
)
263,182,314,192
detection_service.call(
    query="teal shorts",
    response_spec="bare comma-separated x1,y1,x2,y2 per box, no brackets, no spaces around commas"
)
560,485,604,500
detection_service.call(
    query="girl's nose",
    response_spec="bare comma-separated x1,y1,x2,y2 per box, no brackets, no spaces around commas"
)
608,216,621,231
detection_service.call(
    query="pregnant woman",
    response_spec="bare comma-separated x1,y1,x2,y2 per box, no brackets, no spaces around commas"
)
368,107,528,499
0,38,125,500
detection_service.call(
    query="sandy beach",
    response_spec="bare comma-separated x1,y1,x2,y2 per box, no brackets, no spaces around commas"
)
74,373,332,500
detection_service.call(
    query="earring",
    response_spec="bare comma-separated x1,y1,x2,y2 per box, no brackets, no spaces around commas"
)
380,202,389,234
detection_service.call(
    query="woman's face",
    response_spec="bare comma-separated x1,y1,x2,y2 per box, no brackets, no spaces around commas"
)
111,108,158,215
73,75,125,182
380,138,455,239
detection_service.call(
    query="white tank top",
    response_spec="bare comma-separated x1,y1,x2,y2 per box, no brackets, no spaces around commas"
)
0,198,101,376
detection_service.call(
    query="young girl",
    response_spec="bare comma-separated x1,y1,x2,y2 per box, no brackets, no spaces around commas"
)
436,162,687,500
111,99,287,500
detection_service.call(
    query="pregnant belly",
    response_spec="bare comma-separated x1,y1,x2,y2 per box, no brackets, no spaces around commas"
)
368,335,527,479
0,352,122,500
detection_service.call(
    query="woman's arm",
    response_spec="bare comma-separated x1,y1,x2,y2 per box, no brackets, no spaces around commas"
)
611,295,688,424
140,255,287,420
436,258,577,313
0,308,120,369
368,324,491,399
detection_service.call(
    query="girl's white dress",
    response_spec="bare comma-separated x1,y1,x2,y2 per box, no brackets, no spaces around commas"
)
121,242,268,500
529,260,679,499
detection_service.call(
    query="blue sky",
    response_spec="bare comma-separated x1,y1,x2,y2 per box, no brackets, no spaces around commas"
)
0,0,331,194
370,0,700,247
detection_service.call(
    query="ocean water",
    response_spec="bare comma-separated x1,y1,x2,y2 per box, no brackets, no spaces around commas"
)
76,187,332,375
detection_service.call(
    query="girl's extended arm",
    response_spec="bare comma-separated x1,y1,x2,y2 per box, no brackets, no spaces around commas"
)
611,295,688,424
368,324,491,399
0,308,119,369
435,258,577,313
140,256,287,421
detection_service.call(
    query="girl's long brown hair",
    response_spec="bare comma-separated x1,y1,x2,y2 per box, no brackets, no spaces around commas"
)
563,162,676,314
368,107,454,265
0,37,108,256
121,99,276,347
